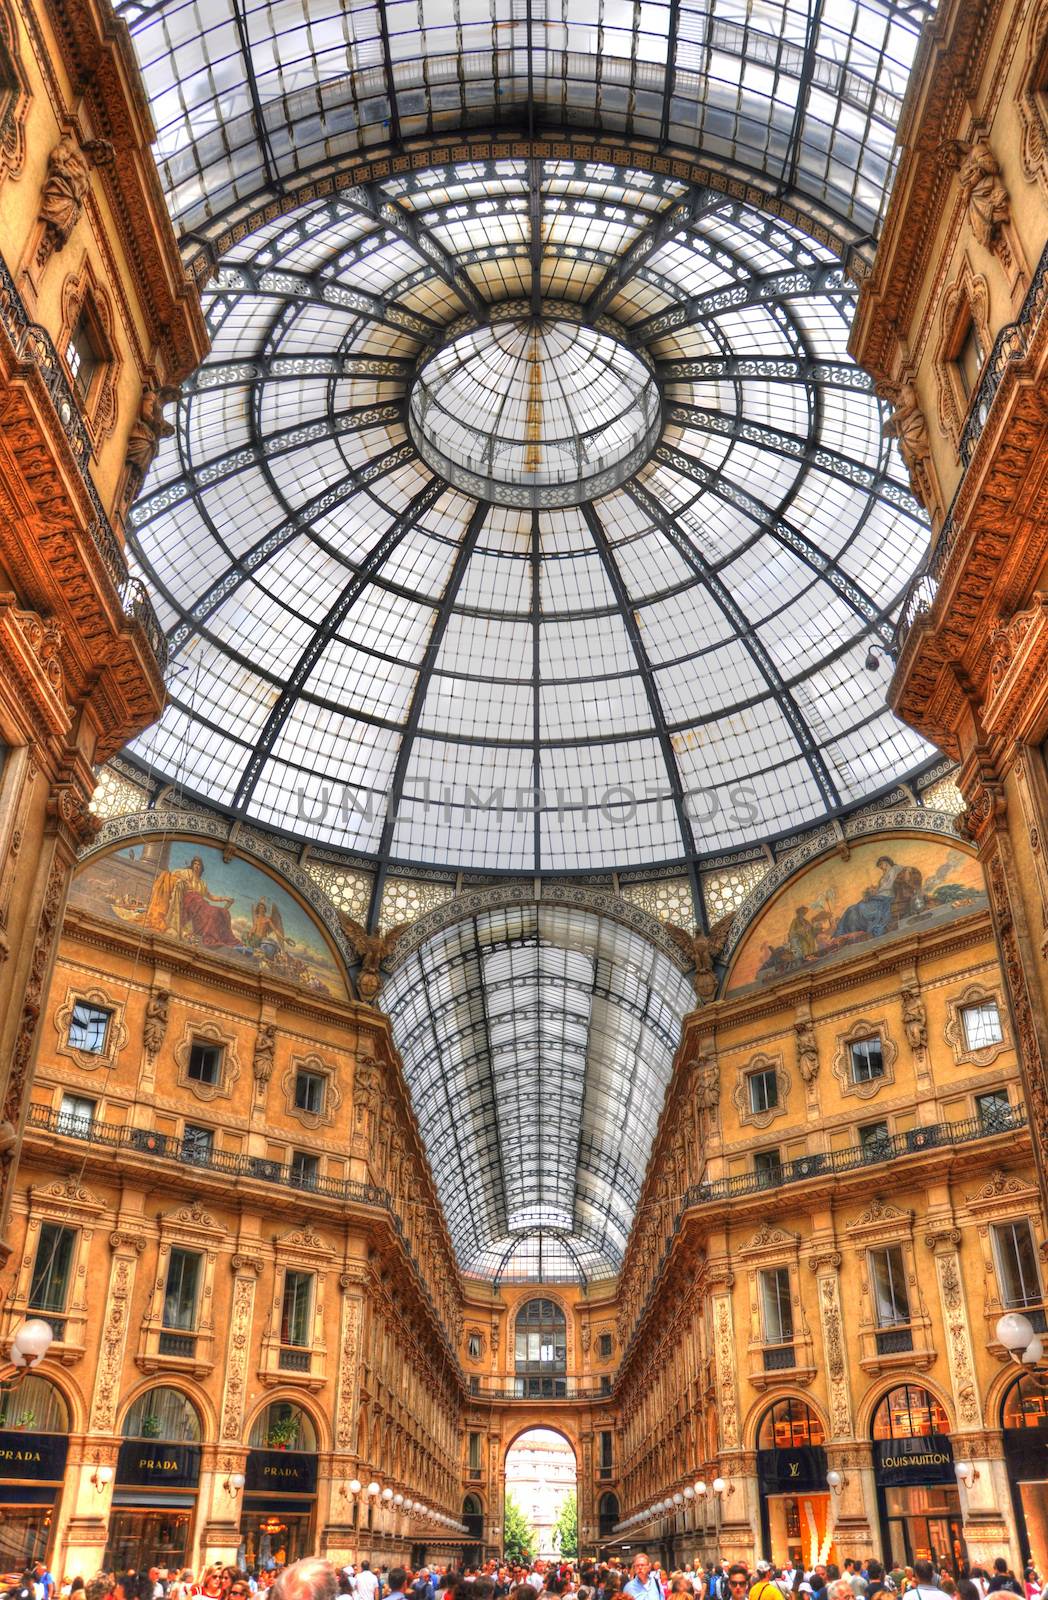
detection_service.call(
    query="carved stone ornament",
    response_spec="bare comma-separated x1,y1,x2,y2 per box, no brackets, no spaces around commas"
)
882,379,933,503
173,1017,240,1102
37,132,113,265
987,595,1048,702
794,1018,819,1083
665,923,723,1002
252,1020,276,1084
339,915,409,1002
831,1018,897,1100
901,982,928,1052
281,1053,342,1129
54,985,128,1071
944,982,1010,1068
934,260,992,445
142,987,169,1060
121,385,178,511
0,2,30,185
731,1051,790,1129
1018,3,1048,196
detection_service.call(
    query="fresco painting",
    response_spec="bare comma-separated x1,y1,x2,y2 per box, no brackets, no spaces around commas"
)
69,841,347,996
726,836,987,994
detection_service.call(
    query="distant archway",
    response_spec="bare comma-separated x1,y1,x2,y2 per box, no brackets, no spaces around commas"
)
504,1427,577,1562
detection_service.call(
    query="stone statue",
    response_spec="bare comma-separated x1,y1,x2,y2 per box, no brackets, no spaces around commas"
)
253,1021,276,1085
339,915,409,1002
143,988,169,1060
795,1018,819,1084
123,384,177,506
942,137,1010,251
37,133,113,264
901,983,928,1051
666,917,731,1003
693,1051,719,1112
882,380,931,490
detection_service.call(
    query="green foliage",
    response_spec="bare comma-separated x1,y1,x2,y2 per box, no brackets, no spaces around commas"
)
552,1488,577,1558
503,1491,537,1563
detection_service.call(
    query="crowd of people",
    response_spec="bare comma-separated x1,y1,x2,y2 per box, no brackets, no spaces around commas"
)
20,1550,1044,1600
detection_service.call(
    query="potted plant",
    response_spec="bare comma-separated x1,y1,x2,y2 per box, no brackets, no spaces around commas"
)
267,1414,299,1451
141,1413,162,1438
16,1409,34,1431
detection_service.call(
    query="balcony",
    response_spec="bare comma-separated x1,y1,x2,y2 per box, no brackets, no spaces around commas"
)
278,1347,312,1373
468,1378,610,1401
762,1343,796,1372
875,1326,915,1356
158,1331,196,1358
683,1104,1027,1206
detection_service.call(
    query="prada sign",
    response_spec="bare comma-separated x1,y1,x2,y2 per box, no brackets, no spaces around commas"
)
757,1445,827,1494
874,1435,954,1486
245,1449,317,1495
116,1441,201,1487
0,1431,68,1483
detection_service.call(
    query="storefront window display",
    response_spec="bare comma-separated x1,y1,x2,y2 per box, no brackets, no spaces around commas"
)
871,1385,965,1573
757,1399,831,1566
0,1376,68,1572
241,1403,318,1569
105,1387,202,1573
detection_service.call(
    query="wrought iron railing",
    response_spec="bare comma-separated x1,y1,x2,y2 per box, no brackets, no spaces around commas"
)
762,1343,796,1371
31,1104,391,1206
469,1379,610,1401
158,1330,196,1357
0,252,168,673
894,235,1048,654
278,1347,312,1371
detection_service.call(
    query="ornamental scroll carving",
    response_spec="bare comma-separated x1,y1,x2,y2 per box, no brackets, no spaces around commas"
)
90,1237,143,1431
813,1262,853,1438
713,1294,740,1451
36,133,113,265
335,1292,364,1451
221,1259,261,1441
931,1241,981,1428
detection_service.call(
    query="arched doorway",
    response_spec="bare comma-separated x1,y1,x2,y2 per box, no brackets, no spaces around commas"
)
0,1374,69,1568
871,1384,964,1573
514,1299,567,1399
462,1493,484,1566
107,1386,202,1573
755,1398,829,1566
243,1400,319,1568
1001,1373,1048,1569
504,1428,577,1562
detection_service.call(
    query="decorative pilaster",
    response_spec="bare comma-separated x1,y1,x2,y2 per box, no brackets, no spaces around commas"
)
335,1266,368,1454
220,1254,263,1443
926,1226,982,1430
89,1231,145,1432
708,1266,740,1452
808,1250,854,1439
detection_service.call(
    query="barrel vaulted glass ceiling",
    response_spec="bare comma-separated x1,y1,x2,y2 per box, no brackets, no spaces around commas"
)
382,903,695,1281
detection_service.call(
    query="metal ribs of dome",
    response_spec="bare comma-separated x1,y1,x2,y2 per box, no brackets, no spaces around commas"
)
127,156,934,897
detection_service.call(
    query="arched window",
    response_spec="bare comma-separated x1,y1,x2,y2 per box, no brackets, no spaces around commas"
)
757,1398,825,1450
871,1384,950,1440
1002,1373,1048,1430
462,1494,483,1544
599,1493,620,1537
515,1298,567,1398
122,1386,201,1442
0,1374,67,1433
249,1400,318,1452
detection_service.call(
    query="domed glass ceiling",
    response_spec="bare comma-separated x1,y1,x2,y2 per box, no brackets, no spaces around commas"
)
127,154,934,877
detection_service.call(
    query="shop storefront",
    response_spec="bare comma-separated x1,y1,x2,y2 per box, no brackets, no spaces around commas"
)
757,1399,831,1566
105,1387,202,1573
1002,1374,1048,1570
872,1385,966,1574
241,1404,318,1569
0,1377,68,1570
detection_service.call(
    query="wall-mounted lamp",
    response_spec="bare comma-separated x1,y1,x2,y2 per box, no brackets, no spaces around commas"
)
381,1485,395,1503
223,1470,246,1498
90,1458,114,1493
694,1481,707,1499
711,1477,733,1498
996,1313,1047,1370
955,1461,980,1487
366,1481,381,1498
826,1469,848,1497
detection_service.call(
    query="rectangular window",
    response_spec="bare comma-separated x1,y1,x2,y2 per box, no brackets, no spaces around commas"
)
65,309,101,403
58,1093,95,1134
859,1120,891,1156
760,1266,793,1344
749,1068,779,1114
289,1150,319,1188
962,1000,1003,1051
181,1124,213,1164
294,1069,325,1114
29,1223,76,1314
67,1001,110,1054
597,1332,613,1359
977,1090,1012,1131
870,1246,911,1326
600,1374,612,1395
467,1333,482,1359
280,1270,314,1347
994,1221,1042,1309
187,1041,221,1084
850,1036,884,1084
163,1248,201,1331
957,317,985,400
600,1430,613,1471
468,1432,482,1472
754,1148,782,1185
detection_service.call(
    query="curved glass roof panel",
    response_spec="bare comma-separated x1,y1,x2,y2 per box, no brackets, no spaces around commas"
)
381,903,695,1280
127,158,935,876
117,0,933,251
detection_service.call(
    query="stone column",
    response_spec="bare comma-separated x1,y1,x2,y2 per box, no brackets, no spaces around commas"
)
198,1445,248,1567
952,1431,1016,1571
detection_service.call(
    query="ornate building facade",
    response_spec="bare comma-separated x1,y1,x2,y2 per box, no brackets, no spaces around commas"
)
0,0,207,1269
